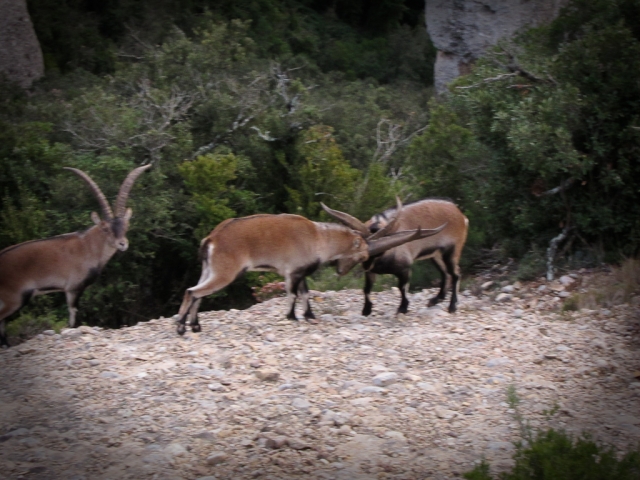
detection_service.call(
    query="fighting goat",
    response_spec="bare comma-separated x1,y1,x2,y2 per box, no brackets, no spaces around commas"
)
322,198,468,315
175,210,444,335
0,165,151,347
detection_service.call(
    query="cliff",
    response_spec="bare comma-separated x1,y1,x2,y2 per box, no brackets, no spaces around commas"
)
426,0,569,93
0,0,44,88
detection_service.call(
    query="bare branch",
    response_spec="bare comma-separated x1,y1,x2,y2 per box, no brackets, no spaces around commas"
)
251,126,278,142
455,72,519,90
547,225,570,281
372,119,428,164
536,178,575,197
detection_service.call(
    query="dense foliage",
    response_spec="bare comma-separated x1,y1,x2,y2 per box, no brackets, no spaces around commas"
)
408,0,640,269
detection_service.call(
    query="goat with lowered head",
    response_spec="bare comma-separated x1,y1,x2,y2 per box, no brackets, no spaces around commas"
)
322,197,468,315
175,208,445,335
0,165,151,347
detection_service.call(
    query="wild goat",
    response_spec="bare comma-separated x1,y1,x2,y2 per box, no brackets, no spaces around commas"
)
0,165,151,347
175,210,444,335
322,198,468,315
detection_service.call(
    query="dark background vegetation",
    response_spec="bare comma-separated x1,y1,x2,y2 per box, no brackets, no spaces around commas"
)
1,0,639,334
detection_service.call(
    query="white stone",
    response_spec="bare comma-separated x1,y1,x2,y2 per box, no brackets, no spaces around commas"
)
372,372,399,387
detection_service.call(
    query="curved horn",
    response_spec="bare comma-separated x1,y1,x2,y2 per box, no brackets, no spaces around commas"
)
368,195,404,240
320,202,369,236
367,223,447,257
64,167,114,220
114,164,152,217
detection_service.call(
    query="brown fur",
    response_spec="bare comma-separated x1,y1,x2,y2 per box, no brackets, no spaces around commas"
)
349,199,468,315
0,165,149,347
175,214,369,333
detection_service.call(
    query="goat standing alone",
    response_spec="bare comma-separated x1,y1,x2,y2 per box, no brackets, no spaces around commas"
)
323,198,468,315
0,165,151,347
175,210,444,335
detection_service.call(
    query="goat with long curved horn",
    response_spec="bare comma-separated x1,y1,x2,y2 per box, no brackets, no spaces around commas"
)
174,206,445,335
325,197,468,315
0,164,151,347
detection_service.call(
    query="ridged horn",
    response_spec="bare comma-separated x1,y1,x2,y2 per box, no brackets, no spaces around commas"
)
64,167,114,220
320,202,369,236
368,195,404,241
367,223,447,257
114,164,152,217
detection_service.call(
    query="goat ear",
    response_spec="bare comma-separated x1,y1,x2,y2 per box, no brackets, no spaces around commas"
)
91,212,101,225
123,208,133,222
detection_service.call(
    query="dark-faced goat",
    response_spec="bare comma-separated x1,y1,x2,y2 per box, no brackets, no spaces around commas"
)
323,198,468,315
0,165,150,347
175,210,444,335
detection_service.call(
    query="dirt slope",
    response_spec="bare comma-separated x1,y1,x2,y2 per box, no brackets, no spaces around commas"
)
1,273,639,479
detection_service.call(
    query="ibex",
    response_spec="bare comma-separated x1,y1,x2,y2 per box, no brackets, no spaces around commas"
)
175,209,445,335
322,198,468,315
0,165,151,347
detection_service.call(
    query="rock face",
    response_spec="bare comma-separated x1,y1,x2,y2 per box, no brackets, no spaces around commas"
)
1,271,639,479
0,0,44,88
426,0,569,93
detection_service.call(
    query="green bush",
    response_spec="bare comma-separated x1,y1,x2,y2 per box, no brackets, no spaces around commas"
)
464,429,640,480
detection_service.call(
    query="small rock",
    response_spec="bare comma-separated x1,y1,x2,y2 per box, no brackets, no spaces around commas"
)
385,431,407,441
207,382,225,392
372,372,399,387
43,330,56,336
501,285,515,293
164,443,188,457
402,373,421,382
206,451,228,465
337,425,353,435
264,436,288,449
559,275,575,286
255,370,280,382
60,328,82,338
486,357,511,368
288,438,311,450
481,281,494,290
512,309,524,318
416,382,437,392
495,293,512,303
78,326,99,335
291,397,311,410
434,406,457,420
264,333,277,342
358,386,386,394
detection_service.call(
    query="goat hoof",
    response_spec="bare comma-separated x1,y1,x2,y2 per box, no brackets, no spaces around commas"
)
448,305,457,314
191,324,202,333
177,325,186,336
362,305,372,316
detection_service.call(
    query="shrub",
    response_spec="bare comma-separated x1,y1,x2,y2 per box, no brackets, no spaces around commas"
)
464,429,640,480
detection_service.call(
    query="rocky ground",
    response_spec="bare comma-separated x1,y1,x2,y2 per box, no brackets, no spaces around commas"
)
1,270,639,480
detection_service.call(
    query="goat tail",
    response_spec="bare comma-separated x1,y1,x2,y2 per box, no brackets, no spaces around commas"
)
199,238,212,264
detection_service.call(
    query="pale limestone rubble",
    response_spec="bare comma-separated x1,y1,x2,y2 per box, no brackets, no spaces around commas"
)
1,270,639,479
